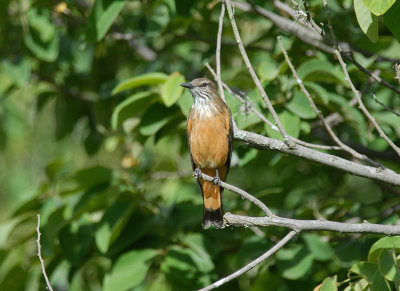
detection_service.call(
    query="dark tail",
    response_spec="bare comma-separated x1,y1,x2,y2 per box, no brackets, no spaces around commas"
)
202,208,224,229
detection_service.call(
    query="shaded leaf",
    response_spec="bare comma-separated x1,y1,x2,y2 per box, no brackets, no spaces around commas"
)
103,249,157,291
86,0,126,42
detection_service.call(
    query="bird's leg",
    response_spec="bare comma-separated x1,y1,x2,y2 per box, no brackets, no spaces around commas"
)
193,166,202,179
212,168,221,189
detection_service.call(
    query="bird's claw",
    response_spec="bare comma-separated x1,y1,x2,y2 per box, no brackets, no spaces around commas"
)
212,176,221,188
193,167,202,179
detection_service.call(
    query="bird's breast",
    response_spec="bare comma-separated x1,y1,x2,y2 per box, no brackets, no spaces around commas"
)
188,104,230,168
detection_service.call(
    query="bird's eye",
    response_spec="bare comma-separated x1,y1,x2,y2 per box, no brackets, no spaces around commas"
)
201,83,209,87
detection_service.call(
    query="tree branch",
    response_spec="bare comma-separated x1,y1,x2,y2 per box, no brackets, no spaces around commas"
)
198,230,298,291
230,0,400,97
224,213,400,235
234,128,400,186
277,36,383,168
205,63,341,151
334,50,400,158
198,172,273,217
225,0,294,146
216,2,226,102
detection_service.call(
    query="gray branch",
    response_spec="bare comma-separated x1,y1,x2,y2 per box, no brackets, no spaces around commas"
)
234,128,400,186
225,213,400,236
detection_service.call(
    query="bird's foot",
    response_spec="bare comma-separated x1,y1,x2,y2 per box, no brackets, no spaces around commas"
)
212,176,221,188
193,167,202,179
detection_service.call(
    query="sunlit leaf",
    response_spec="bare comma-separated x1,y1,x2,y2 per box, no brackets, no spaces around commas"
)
112,72,168,95
361,0,396,15
161,72,185,107
354,0,378,43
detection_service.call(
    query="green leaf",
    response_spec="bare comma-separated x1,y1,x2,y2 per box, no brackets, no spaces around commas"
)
95,199,136,253
182,234,215,273
384,0,400,42
286,91,317,119
111,92,155,131
354,0,379,42
304,82,329,104
379,249,400,281
361,0,396,15
258,56,280,82
24,30,59,62
64,166,113,193
103,249,157,291
351,261,379,282
112,72,168,95
297,59,346,86
369,236,400,262
27,8,55,42
1,58,31,87
4,213,37,249
161,72,185,107
160,245,202,289
350,261,391,291
86,0,126,42
139,103,177,136
277,245,314,280
265,110,300,140
320,276,338,291
303,234,334,261
59,222,94,265
177,89,193,116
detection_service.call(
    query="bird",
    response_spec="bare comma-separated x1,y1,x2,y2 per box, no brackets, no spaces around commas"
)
181,78,233,229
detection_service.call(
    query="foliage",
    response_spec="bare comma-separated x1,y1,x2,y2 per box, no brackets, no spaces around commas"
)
0,0,399,290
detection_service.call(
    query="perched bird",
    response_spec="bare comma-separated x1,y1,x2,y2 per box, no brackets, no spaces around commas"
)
181,78,233,229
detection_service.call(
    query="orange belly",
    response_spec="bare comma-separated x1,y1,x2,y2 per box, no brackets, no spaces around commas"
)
189,114,230,168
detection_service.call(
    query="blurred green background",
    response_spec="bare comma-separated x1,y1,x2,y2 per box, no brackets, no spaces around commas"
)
1,0,400,290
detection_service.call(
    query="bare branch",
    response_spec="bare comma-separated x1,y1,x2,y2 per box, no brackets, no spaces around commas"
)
198,230,298,291
225,213,400,235
36,214,54,291
216,2,226,102
234,128,400,186
205,63,341,151
395,63,400,86
198,172,273,217
334,50,400,158
277,36,383,168
230,0,400,97
225,0,294,146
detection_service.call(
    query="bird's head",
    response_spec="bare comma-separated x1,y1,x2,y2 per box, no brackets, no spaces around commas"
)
180,78,219,102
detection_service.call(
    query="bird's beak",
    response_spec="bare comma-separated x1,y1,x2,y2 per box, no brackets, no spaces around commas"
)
180,82,193,89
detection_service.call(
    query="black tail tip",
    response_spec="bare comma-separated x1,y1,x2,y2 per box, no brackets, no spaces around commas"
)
203,208,224,229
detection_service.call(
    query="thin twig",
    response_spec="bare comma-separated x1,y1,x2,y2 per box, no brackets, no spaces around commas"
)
225,0,294,146
231,0,400,97
395,63,400,86
334,50,400,158
36,214,54,291
371,94,400,117
198,172,273,217
277,36,383,168
206,63,341,151
198,230,298,291
321,0,337,48
216,2,226,101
